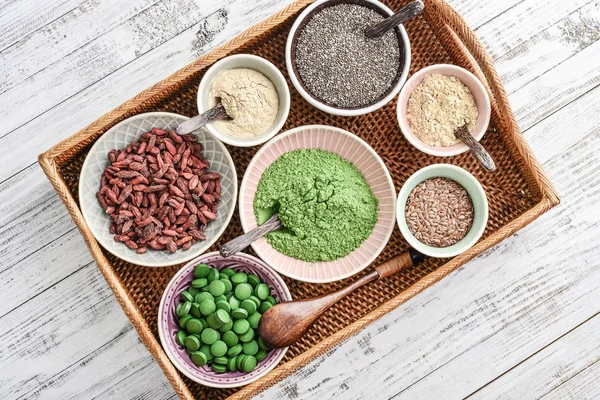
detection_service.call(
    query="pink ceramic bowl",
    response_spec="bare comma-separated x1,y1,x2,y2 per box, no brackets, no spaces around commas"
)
157,252,291,388
239,125,397,283
397,64,491,157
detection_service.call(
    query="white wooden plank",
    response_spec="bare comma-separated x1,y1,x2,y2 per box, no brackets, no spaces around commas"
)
0,228,91,316
524,76,600,165
447,0,524,30
24,328,157,399
0,264,133,398
0,0,242,136
0,0,81,51
257,88,600,398
0,164,58,227
475,0,593,59
0,192,74,269
542,359,600,400
495,1,600,94
0,0,161,93
93,361,175,400
469,313,600,399
510,37,600,131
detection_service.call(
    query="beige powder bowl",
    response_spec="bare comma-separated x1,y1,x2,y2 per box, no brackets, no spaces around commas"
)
397,64,491,157
197,54,291,147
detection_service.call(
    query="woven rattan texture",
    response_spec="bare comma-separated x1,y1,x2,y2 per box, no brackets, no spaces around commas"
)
53,1,548,398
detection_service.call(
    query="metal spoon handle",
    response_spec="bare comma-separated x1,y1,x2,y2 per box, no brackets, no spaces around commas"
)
365,0,424,39
175,103,228,136
220,213,283,257
455,125,496,172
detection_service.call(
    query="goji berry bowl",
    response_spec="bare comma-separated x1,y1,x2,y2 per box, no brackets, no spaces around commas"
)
79,112,237,267
157,252,291,388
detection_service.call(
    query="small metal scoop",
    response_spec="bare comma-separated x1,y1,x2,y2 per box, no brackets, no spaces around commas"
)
175,103,229,136
364,0,424,39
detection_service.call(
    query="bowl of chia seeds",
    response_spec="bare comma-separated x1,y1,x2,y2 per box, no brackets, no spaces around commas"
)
286,0,411,116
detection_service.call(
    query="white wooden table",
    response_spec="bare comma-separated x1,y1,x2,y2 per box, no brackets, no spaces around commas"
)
1,0,599,398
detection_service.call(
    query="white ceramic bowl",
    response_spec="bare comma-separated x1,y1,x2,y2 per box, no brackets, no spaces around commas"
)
285,0,411,116
239,125,397,283
197,54,291,147
79,112,237,267
397,64,492,157
397,164,488,258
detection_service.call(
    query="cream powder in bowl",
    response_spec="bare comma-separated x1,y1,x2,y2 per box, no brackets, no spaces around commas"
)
209,68,279,138
198,54,291,148
406,73,478,147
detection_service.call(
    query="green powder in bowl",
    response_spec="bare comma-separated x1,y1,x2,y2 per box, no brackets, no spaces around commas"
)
253,149,378,262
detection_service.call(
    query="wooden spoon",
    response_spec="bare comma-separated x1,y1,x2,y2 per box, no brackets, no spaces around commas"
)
220,213,283,257
258,248,425,348
175,103,229,136
364,0,424,39
454,124,496,172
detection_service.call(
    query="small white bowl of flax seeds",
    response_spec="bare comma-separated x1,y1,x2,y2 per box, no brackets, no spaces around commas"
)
397,164,488,258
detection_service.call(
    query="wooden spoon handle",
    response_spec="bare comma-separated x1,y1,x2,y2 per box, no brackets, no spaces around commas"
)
220,213,283,257
257,249,425,348
375,248,425,279
365,0,424,39
175,103,228,136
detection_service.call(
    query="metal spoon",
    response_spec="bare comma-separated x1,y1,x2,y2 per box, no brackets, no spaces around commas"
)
175,103,229,136
365,0,424,39
220,213,283,257
258,248,425,348
454,124,496,172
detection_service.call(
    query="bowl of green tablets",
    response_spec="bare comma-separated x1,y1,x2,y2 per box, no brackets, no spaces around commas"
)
158,251,291,388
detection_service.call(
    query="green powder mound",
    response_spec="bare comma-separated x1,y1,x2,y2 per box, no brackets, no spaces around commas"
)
253,149,379,262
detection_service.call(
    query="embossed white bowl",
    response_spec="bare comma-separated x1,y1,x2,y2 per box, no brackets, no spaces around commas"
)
79,112,237,267
239,125,397,283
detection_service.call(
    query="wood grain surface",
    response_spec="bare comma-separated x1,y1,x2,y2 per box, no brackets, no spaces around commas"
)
1,0,599,399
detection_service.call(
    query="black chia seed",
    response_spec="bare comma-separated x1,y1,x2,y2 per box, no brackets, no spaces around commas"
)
295,4,401,108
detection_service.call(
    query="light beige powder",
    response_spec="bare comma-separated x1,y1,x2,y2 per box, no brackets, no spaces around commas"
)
209,68,279,138
406,74,478,147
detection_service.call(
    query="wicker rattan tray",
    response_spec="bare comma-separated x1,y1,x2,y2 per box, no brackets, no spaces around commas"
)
39,0,559,398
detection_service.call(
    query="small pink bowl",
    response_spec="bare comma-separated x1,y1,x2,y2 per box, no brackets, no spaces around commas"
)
397,64,491,157
239,125,397,283
157,252,291,388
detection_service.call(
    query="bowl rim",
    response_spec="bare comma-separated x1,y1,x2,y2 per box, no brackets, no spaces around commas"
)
285,0,412,116
396,63,492,157
396,164,489,258
239,124,397,283
78,111,238,267
157,251,291,388
197,54,291,147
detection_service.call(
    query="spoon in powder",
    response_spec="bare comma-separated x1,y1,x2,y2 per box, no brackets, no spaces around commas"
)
220,213,283,257
364,0,424,39
454,124,496,172
175,103,229,136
